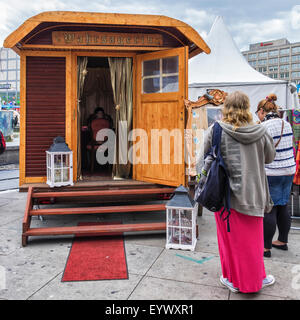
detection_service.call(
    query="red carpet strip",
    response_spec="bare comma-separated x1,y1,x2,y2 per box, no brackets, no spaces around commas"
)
62,222,128,282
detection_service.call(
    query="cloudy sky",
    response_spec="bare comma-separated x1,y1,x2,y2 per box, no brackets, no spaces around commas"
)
1,0,300,50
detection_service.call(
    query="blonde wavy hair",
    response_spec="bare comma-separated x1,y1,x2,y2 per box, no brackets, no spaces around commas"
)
222,91,253,128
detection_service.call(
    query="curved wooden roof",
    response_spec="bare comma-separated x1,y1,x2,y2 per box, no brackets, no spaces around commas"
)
3,11,210,55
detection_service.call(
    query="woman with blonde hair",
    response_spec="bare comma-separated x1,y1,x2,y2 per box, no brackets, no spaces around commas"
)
256,94,296,258
202,91,276,293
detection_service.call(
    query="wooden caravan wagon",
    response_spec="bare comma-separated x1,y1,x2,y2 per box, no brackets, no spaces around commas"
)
4,11,210,245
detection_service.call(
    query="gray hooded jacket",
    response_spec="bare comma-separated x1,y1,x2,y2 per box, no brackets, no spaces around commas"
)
204,121,276,217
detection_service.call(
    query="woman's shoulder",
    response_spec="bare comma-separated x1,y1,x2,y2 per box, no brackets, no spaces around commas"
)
261,118,283,128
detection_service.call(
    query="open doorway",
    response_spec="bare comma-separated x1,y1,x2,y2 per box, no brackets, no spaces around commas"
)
80,57,115,180
78,56,133,181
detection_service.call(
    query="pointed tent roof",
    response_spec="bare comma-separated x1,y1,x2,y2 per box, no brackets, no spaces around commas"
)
188,16,281,84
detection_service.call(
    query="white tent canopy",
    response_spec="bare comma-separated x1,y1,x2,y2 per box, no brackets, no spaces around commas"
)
188,16,299,114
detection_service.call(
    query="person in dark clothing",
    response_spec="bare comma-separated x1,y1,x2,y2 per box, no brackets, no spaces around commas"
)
87,107,105,125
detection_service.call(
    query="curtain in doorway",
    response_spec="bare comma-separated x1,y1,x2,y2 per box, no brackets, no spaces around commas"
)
77,56,88,180
108,57,133,179
81,67,115,126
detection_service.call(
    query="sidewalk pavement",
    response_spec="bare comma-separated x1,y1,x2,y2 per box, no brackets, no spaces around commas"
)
0,189,299,300
0,168,19,191
6,137,20,148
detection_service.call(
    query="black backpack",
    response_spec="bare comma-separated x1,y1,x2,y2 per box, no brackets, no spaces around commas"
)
194,122,231,231
0,131,6,155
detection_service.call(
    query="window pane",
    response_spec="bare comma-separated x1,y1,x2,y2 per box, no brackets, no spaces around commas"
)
269,58,278,64
54,169,61,182
8,60,16,69
280,57,289,63
0,60,7,70
8,71,16,80
182,210,192,228
0,49,7,60
292,55,300,62
248,53,257,59
63,169,69,182
292,64,300,70
162,56,178,74
258,59,267,65
62,154,69,167
8,50,16,59
143,59,160,77
54,155,62,168
143,77,160,93
292,47,300,54
292,71,300,78
162,76,178,93
280,48,290,55
269,66,278,72
181,228,192,245
280,64,289,71
170,209,179,226
269,50,278,56
258,51,267,58
259,67,267,72
0,72,6,81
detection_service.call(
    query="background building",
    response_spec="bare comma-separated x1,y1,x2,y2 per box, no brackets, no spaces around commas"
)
242,38,300,85
0,47,20,106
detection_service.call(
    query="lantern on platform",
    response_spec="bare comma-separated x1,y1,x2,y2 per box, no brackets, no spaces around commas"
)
166,185,198,251
46,136,73,188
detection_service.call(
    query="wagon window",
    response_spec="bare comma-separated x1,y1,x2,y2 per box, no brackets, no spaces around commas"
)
143,59,160,76
142,56,179,93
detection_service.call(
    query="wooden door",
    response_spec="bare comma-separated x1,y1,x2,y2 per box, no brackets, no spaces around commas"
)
134,47,188,187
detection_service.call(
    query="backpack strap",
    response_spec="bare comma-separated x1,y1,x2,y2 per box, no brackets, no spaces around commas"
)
212,122,222,147
213,122,231,232
211,122,223,157
274,120,284,148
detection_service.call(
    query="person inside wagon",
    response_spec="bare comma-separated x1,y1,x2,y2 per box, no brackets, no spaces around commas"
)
87,107,105,125
87,107,114,129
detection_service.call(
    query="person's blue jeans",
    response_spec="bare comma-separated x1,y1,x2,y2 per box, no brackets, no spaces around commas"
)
267,175,294,206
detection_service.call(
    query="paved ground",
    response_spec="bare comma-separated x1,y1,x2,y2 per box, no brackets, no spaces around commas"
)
0,169,19,191
0,188,300,301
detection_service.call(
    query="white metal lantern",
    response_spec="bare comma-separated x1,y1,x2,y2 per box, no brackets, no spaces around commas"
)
46,136,73,188
166,185,198,251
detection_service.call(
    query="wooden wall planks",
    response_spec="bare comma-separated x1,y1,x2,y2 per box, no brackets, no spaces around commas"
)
25,56,66,177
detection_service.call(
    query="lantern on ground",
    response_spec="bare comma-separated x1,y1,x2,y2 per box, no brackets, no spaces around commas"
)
165,185,198,251
46,136,73,187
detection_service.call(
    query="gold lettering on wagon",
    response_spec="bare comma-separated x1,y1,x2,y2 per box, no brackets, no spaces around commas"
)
52,31,163,47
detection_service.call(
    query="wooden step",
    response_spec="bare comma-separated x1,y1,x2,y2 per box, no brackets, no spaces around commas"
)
30,203,166,216
22,186,170,246
20,180,161,192
32,187,174,199
24,222,166,236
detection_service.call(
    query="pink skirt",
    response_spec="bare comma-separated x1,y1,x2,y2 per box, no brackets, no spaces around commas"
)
215,208,266,293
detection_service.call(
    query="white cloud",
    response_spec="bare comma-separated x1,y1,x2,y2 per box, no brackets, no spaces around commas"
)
230,16,291,50
0,0,165,46
1,1,299,51
291,5,300,29
0,3,9,34
183,8,215,31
